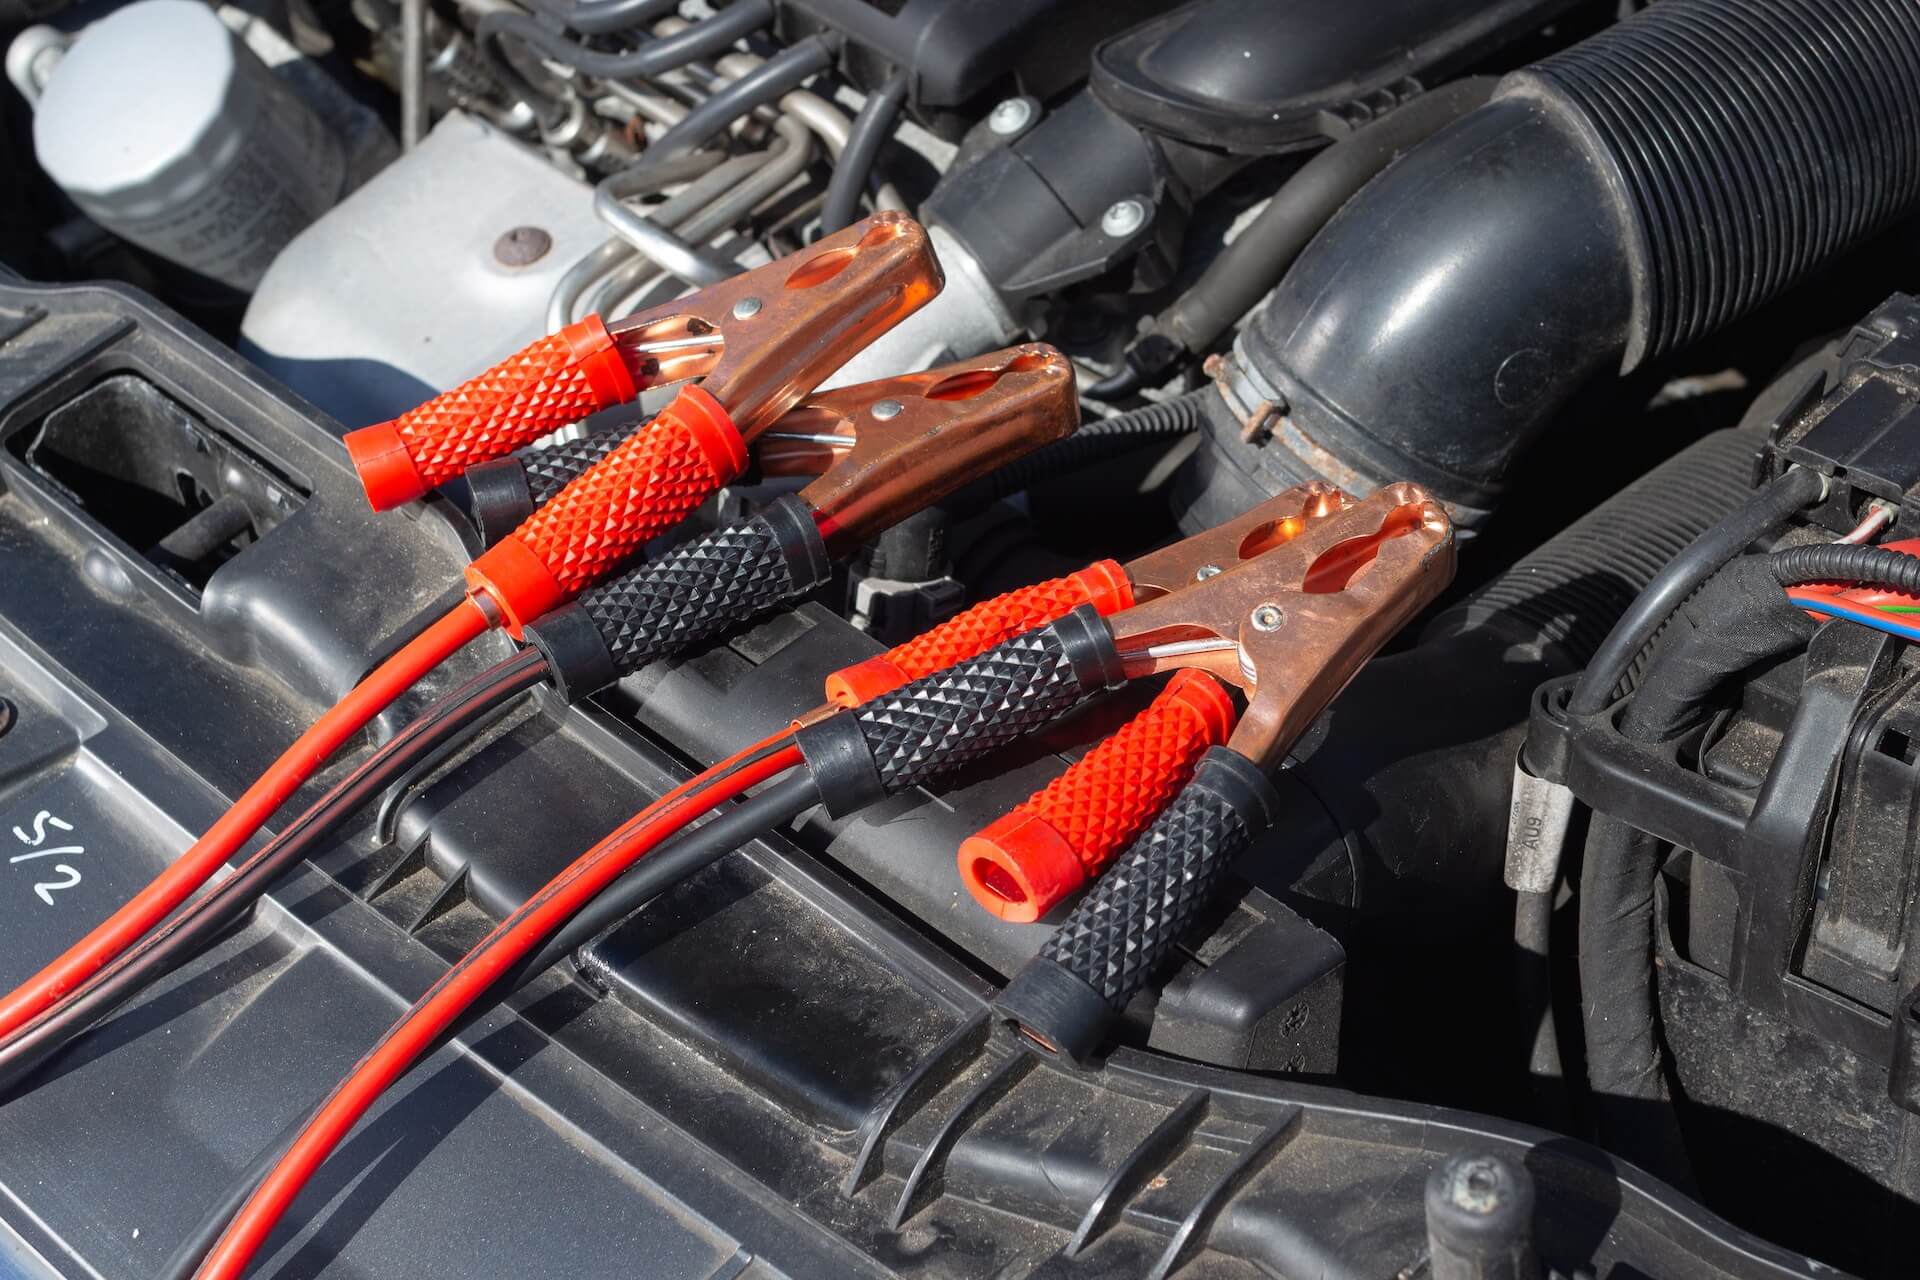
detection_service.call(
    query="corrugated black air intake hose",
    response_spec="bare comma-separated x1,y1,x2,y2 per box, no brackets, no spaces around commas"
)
1204,0,1920,527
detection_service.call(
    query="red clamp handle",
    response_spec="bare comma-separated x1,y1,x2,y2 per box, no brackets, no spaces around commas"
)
958,671,1236,922
823,560,1134,707
465,385,744,635
344,317,638,510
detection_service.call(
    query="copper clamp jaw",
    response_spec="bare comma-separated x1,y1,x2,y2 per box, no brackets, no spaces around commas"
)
606,211,945,440
750,343,1078,551
1107,482,1457,769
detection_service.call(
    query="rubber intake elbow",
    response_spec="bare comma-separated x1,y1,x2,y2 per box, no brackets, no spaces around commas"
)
1219,0,1920,526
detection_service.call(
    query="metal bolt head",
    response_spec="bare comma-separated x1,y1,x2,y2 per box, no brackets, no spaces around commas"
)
1251,603,1284,632
1195,564,1223,581
988,98,1033,136
731,296,763,320
493,225,552,268
871,399,904,421
1100,198,1147,238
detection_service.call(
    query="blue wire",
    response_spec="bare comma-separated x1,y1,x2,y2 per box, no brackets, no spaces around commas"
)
1788,594,1920,642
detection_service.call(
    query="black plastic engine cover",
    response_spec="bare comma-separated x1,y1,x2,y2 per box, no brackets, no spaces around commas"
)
0,277,1838,1280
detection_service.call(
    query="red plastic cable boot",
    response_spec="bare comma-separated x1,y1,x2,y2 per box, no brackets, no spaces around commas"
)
958,671,1237,922
344,318,635,511
824,560,1134,707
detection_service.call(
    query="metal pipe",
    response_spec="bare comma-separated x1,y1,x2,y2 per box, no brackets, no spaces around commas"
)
549,148,757,329
598,114,814,316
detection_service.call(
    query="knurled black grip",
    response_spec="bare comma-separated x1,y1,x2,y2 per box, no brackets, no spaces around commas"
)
522,427,627,507
810,605,1123,804
994,748,1280,1065
525,495,830,700
469,426,633,546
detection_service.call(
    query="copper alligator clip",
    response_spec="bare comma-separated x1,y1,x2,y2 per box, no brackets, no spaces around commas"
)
344,211,944,511
986,481,1455,1061
516,345,1079,703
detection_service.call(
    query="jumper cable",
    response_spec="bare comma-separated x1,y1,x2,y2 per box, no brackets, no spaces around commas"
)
0,214,942,1043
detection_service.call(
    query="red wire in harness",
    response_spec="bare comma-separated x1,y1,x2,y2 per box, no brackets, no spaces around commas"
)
191,732,804,1280
0,598,490,1041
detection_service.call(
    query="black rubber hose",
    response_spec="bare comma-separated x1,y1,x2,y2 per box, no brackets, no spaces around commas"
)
1770,542,1920,594
1154,76,1495,361
556,0,681,36
818,70,907,236
649,36,836,160
965,389,1210,504
1567,466,1826,715
1228,0,1920,522
477,0,772,84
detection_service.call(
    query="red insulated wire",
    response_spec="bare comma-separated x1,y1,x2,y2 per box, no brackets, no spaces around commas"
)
0,599,491,1042
193,734,805,1280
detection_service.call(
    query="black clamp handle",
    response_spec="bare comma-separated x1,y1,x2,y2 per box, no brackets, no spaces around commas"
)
796,604,1124,816
523,494,831,702
993,746,1280,1066
468,425,632,546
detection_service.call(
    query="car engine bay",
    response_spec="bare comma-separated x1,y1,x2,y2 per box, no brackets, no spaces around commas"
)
3,0,1920,1276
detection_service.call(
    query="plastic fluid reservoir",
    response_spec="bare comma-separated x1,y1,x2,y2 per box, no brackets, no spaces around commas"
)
32,0,346,290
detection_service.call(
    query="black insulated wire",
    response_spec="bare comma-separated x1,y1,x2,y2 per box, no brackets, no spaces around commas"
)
156,764,818,1280
817,70,908,236
958,390,1210,506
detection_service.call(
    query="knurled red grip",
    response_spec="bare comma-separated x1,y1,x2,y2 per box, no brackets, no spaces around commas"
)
343,317,637,511
824,560,1135,708
994,748,1281,1065
465,385,745,636
959,671,1236,923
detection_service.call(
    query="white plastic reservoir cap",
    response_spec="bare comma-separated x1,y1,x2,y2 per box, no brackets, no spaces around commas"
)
32,0,344,289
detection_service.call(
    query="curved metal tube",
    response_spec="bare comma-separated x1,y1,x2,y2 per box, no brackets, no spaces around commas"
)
549,148,766,329
597,115,814,317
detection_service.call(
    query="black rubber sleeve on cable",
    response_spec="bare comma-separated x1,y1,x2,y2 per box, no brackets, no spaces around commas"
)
798,604,1125,811
525,495,831,701
471,425,633,547
994,747,1279,1066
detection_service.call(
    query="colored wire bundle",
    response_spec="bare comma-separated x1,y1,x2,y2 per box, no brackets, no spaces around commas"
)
0,600,491,1043
184,733,818,1280
1788,594,1920,641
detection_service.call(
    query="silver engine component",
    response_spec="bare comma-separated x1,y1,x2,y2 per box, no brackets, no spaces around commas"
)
29,0,348,290
240,112,611,429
